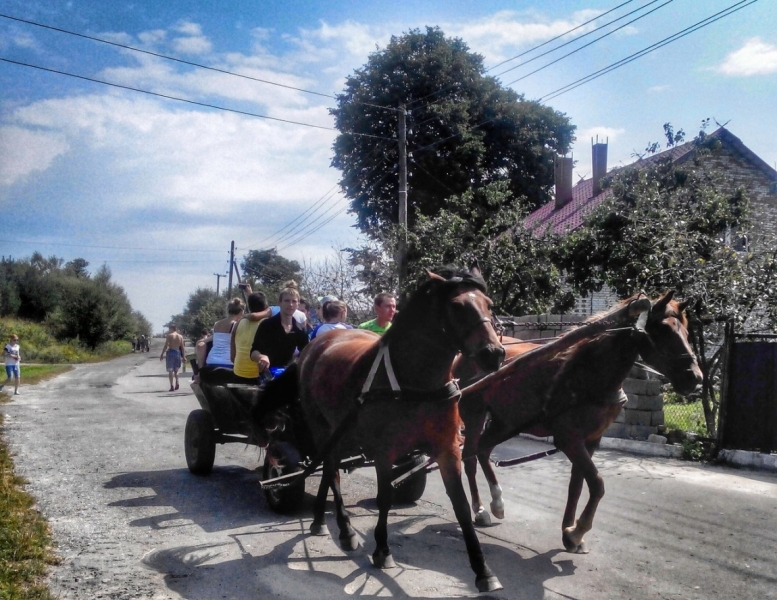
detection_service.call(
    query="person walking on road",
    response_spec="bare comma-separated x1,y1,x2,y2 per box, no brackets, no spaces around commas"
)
0,334,21,395
160,325,186,392
358,292,397,336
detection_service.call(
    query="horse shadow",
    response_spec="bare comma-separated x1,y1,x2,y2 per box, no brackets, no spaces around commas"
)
140,518,573,599
107,469,575,598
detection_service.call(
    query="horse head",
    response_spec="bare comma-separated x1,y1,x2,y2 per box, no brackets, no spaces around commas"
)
425,263,505,374
638,291,703,396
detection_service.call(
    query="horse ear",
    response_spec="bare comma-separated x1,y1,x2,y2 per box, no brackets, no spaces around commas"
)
652,290,675,313
677,299,691,314
469,259,482,278
426,270,446,282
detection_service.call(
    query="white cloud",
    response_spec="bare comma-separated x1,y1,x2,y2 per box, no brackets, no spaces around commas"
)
448,10,603,66
174,21,204,37
647,85,670,93
172,35,213,56
0,126,69,186
718,37,777,76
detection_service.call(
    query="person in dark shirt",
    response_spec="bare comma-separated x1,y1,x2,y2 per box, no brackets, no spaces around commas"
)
250,281,309,373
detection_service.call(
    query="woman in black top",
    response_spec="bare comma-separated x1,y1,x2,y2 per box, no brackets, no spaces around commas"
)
251,282,308,372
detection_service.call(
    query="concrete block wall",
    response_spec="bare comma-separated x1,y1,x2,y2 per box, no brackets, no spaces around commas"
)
502,313,586,341
605,370,664,441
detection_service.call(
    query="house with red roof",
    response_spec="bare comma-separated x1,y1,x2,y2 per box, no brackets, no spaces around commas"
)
524,127,777,316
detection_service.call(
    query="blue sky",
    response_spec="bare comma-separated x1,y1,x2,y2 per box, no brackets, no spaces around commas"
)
1,0,775,331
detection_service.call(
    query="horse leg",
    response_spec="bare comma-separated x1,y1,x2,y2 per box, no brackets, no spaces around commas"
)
437,453,502,593
310,455,332,537
560,438,602,554
477,449,504,520
462,409,490,526
329,460,359,551
371,460,397,569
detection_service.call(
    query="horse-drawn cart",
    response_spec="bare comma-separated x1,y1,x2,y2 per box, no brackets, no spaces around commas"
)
185,379,429,512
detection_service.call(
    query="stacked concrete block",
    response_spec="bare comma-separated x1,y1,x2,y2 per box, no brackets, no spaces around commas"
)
604,374,664,441
503,314,585,341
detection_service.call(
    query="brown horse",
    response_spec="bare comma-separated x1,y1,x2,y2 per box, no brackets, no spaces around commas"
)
257,265,506,592
455,291,702,553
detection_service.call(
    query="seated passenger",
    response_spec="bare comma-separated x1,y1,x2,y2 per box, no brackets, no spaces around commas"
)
197,295,270,385
230,291,270,384
250,281,309,376
310,300,349,340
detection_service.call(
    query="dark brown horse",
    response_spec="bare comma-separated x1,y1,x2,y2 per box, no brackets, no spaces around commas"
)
455,291,702,553
258,266,506,592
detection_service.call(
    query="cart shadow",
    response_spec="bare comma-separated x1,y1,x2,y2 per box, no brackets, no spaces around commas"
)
142,520,574,599
105,467,322,533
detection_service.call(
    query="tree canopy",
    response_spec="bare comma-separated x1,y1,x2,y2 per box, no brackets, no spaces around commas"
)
241,248,302,299
331,27,575,237
0,254,150,348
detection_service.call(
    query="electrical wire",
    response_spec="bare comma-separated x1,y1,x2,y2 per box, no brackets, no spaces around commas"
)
502,0,675,85
0,13,403,114
411,0,758,156
0,238,225,253
539,0,757,101
0,57,394,139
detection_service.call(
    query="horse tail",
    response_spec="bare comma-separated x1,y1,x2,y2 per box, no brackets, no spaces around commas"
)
251,363,299,427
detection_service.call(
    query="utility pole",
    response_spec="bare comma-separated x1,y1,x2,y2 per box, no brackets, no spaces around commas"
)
397,104,408,293
227,241,235,298
213,273,225,295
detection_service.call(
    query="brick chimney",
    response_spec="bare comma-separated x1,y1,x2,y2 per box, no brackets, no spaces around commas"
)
591,137,608,197
554,154,574,210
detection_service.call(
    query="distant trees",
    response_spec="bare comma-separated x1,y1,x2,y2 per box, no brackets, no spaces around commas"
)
170,288,227,340
0,254,150,349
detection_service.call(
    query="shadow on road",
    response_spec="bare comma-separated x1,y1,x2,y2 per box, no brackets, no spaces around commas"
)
140,520,572,599
107,468,573,598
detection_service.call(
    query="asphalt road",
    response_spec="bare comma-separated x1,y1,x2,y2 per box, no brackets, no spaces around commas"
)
2,341,776,599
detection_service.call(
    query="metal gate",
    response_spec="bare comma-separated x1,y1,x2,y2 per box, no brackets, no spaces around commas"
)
720,332,777,453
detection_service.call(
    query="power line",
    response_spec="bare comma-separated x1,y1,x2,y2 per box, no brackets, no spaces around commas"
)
0,57,394,139
0,238,225,254
539,0,758,102
410,0,757,156
504,0,675,87
0,13,403,114
489,0,641,72
406,0,645,111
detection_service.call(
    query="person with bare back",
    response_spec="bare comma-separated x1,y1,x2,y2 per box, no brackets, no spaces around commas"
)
160,324,186,392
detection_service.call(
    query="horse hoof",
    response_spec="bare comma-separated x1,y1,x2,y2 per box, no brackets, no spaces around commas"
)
476,575,503,593
339,531,360,552
474,510,492,527
372,550,397,569
490,501,505,520
562,529,589,554
310,522,330,537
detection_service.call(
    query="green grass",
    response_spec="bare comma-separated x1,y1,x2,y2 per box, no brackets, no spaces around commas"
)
0,369,65,599
664,399,709,436
0,318,131,364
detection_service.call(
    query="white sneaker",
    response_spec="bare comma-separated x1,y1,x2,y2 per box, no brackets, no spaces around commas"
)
14,391,20,395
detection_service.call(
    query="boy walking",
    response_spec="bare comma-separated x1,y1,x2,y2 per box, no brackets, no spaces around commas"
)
1,334,21,395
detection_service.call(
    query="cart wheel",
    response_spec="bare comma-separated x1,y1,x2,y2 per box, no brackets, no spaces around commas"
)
185,409,216,475
392,453,428,504
263,442,304,513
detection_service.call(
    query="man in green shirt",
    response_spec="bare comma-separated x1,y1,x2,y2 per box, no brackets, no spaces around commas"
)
358,292,397,335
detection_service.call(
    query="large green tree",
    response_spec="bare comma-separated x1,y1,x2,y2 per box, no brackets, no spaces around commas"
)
331,27,575,237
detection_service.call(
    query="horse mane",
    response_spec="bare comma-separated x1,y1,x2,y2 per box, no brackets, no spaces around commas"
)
382,266,486,345
582,293,642,325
